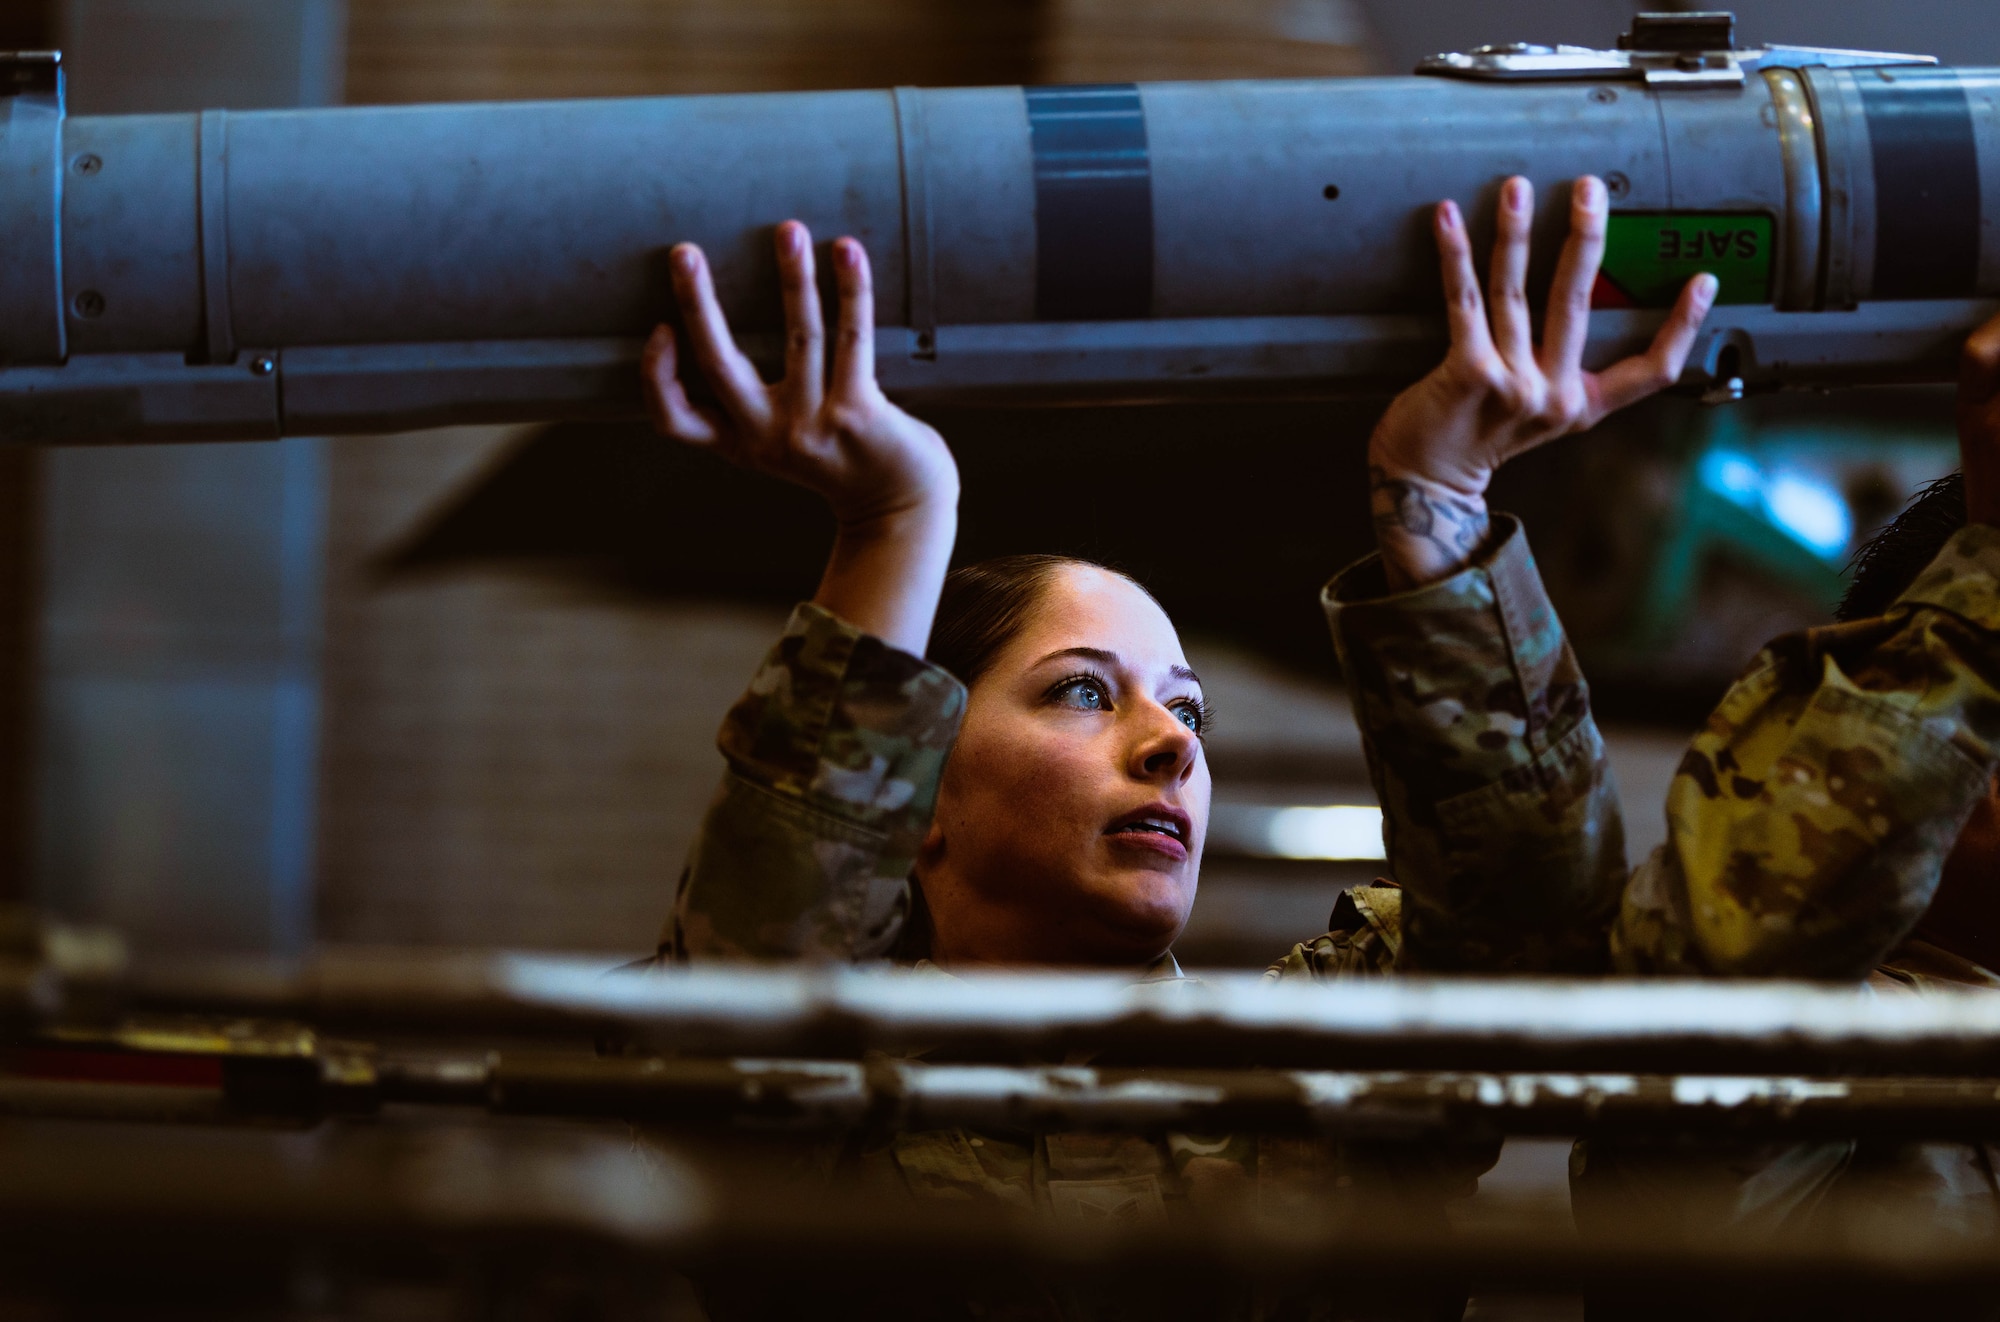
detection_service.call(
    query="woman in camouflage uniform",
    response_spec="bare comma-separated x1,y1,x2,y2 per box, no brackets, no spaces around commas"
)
636,183,1711,1320
642,188,1709,983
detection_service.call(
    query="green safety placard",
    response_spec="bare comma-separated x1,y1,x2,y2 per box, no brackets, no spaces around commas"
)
1595,213,1774,308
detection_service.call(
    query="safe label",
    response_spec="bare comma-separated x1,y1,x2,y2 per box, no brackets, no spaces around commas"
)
1595,213,1775,308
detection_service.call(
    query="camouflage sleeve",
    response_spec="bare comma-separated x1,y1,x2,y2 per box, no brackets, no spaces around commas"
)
1265,885,1403,979
1614,524,2000,978
1322,516,1626,973
664,602,966,962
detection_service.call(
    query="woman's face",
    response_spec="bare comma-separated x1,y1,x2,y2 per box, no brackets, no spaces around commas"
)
919,565,1211,966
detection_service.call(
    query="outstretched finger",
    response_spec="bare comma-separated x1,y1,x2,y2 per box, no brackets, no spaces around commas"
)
1541,177,1611,375
829,237,877,399
1488,177,1534,370
776,221,826,413
642,324,725,445
670,243,771,432
1435,200,1495,362
1590,272,1717,416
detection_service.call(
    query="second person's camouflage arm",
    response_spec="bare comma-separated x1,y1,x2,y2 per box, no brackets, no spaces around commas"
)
1323,515,1627,973
662,603,966,962
1614,525,2000,978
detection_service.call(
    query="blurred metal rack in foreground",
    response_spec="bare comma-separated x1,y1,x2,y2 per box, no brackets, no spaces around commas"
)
7,929,2000,1312
19,1028,2000,1144
23,939,2000,1075
7,930,2000,1139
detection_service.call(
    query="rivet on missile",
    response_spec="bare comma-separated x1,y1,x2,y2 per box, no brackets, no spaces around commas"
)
1605,172,1630,200
250,356,276,377
1323,185,1340,200
69,153,100,176
71,290,104,319
1589,87,1617,105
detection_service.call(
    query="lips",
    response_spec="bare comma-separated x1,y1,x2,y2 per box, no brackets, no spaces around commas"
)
1104,803,1193,859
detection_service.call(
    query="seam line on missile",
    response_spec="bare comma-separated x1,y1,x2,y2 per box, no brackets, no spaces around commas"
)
197,109,235,365
891,86,936,358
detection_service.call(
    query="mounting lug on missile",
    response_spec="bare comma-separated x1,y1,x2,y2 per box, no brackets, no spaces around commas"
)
1418,10,1937,87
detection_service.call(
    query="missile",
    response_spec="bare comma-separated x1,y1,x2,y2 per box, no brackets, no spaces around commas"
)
1,10,1996,443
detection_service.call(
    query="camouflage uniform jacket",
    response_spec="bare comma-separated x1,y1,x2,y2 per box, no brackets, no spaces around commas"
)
659,605,1463,1321
1327,513,2000,1283
1323,512,2000,981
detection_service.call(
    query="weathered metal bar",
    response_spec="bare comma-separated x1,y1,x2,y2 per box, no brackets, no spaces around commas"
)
402,1052,2000,1142
13,1018,2000,1141
5,18,2000,440
56,951,2000,1076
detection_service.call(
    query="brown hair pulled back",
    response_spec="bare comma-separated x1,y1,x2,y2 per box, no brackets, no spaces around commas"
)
927,554,1146,687
900,553,1151,960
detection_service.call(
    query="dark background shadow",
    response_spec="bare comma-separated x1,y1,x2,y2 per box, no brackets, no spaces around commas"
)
379,399,1390,682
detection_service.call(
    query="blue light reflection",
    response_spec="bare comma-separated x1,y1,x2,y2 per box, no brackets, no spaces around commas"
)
1697,449,1853,558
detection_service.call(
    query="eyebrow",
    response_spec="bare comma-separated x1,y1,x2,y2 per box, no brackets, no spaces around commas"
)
1033,646,1203,689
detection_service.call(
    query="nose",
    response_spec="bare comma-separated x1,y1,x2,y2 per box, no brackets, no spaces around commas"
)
1128,702,1199,785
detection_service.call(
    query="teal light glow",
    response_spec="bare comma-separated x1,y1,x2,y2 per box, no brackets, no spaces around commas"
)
1698,449,1853,559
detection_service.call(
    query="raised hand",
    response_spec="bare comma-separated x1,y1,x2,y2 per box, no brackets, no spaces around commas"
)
644,222,959,653
645,221,958,526
1368,175,1717,590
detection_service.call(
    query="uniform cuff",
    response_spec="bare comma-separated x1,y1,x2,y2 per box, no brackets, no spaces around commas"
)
1325,515,1567,704
718,602,965,833
1323,515,1584,781
1325,514,1524,605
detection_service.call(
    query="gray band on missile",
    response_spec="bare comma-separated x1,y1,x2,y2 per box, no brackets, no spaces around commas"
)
1862,67,1980,300
1025,84,1153,321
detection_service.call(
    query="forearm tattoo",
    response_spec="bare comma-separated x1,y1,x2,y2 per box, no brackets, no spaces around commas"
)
1369,465,1490,568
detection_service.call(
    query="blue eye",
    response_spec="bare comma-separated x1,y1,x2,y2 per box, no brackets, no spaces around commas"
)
1173,704,1201,734
1053,677,1108,711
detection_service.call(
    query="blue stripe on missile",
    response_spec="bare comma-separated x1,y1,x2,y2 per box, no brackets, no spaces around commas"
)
1860,68,1980,301
1025,85,1154,321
